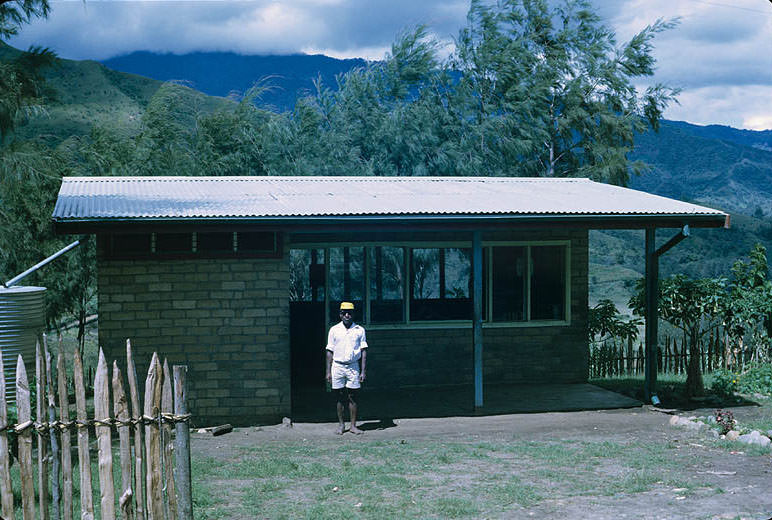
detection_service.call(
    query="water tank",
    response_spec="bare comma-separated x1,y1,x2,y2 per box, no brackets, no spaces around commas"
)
0,286,46,402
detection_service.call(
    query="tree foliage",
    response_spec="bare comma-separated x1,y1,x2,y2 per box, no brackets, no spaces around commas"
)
1,0,681,327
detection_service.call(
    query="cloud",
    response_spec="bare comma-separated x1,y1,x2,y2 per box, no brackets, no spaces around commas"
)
10,0,469,60
7,0,771,129
663,85,772,130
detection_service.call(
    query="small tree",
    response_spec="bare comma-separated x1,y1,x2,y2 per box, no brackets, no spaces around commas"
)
725,243,772,365
631,275,726,398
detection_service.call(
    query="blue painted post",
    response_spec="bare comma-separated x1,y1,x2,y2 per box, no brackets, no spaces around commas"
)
473,231,483,408
644,228,659,401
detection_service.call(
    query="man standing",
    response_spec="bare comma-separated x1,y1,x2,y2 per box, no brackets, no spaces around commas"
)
325,301,368,435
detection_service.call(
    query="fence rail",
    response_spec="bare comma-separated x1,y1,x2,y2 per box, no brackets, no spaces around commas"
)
0,337,192,520
590,330,739,378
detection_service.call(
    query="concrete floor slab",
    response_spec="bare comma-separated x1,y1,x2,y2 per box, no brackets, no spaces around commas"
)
291,383,641,422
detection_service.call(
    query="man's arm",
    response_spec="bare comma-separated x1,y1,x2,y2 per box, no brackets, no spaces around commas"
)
325,350,333,382
359,348,367,382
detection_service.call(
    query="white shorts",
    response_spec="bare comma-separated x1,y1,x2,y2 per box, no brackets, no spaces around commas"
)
331,361,361,390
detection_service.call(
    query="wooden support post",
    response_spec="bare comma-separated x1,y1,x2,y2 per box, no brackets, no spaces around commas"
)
644,228,659,401
173,365,193,520
473,231,483,409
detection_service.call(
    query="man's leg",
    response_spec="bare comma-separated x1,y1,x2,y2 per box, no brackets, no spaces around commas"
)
347,388,363,434
335,389,346,434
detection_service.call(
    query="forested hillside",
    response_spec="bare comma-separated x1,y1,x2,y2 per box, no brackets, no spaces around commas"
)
2,0,770,328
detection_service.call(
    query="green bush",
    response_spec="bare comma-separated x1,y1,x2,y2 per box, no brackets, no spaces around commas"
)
736,363,772,395
711,369,738,397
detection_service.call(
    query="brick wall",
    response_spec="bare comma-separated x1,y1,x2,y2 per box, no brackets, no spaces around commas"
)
97,238,290,427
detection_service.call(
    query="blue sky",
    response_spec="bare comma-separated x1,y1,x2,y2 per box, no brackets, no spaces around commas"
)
9,0,772,130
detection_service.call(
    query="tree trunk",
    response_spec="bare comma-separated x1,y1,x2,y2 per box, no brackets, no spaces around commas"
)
685,326,704,398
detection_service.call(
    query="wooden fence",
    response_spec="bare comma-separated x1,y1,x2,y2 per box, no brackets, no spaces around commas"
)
590,330,737,378
0,338,193,520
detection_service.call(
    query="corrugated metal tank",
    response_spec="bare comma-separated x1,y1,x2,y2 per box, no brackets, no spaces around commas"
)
0,286,46,401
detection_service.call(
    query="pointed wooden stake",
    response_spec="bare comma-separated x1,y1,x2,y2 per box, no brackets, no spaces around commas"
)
17,355,36,520
127,339,146,520
144,353,163,520
0,349,14,518
74,347,94,520
113,360,134,520
95,349,116,519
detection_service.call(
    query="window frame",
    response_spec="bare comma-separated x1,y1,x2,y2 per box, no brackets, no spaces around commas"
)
290,239,571,329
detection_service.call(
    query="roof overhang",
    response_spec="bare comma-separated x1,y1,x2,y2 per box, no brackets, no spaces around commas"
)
51,176,730,234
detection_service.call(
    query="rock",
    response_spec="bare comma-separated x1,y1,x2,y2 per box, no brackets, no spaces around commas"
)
705,416,717,424
669,415,681,426
282,417,293,428
683,420,706,431
725,430,740,441
737,430,771,447
705,429,719,438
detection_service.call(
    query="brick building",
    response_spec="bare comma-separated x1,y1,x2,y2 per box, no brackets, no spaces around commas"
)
52,176,728,426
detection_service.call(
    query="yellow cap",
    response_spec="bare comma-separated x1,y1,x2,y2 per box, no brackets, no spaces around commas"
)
340,302,355,310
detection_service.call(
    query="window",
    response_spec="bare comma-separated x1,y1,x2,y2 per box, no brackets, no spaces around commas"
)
530,245,566,321
290,249,326,303
491,246,526,322
410,248,472,321
291,240,569,327
328,247,366,322
369,246,404,323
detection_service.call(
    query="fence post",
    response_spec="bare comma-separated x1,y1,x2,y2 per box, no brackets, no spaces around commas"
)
73,347,95,519
45,342,61,520
161,360,178,520
0,349,14,518
144,353,164,520
173,365,192,520
16,355,36,520
127,340,146,520
95,349,116,519
57,347,73,520
113,361,134,520
35,343,50,520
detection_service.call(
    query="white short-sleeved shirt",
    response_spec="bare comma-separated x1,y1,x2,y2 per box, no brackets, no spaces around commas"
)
326,322,368,364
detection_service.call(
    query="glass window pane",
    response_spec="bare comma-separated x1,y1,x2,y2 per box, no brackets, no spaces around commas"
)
290,249,326,303
530,245,566,321
369,246,404,323
410,248,472,321
329,247,365,323
492,246,526,322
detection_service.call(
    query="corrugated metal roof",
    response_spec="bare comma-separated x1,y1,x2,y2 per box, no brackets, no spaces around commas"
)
52,176,727,221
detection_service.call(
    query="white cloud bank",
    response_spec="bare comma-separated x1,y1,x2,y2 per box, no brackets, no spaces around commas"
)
8,0,772,129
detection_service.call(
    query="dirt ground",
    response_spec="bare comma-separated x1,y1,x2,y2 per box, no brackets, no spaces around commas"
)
192,404,772,519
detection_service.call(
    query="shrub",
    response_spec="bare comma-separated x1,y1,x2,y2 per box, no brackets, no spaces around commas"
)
736,363,772,395
711,369,738,397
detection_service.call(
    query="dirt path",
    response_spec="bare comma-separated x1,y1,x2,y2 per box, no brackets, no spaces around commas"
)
192,405,772,519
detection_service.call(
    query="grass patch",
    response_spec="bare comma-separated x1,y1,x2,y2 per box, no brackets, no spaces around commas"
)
190,438,722,519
